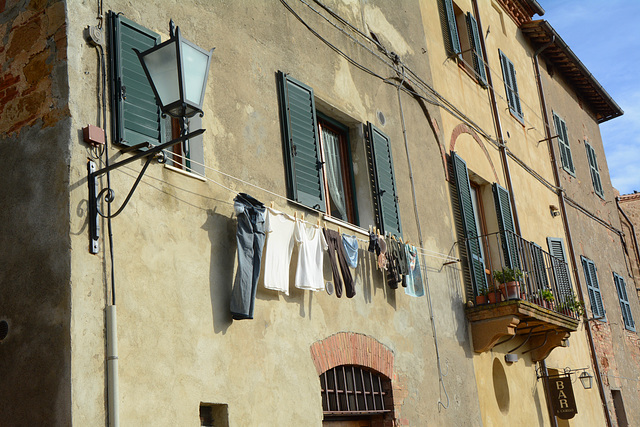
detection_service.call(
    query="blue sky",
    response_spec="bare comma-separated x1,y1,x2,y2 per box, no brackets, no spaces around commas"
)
541,1,640,195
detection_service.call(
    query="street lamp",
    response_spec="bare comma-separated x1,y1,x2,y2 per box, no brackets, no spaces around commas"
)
579,371,593,389
88,20,213,254
134,21,214,121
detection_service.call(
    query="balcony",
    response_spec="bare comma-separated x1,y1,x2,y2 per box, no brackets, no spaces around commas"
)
463,231,580,361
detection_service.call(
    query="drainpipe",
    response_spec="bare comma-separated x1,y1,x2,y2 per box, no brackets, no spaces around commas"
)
471,0,521,236
106,305,120,427
532,37,613,427
616,197,640,279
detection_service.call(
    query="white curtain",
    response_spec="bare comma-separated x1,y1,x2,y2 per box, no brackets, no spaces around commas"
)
322,128,348,220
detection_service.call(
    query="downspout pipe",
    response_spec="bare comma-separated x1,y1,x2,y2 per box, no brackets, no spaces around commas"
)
471,0,521,236
106,305,120,427
616,196,640,278
533,37,613,427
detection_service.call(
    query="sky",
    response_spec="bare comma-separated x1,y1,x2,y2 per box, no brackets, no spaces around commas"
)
540,0,640,195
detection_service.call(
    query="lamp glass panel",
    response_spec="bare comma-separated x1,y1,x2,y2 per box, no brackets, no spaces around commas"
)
142,42,180,107
181,42,209,105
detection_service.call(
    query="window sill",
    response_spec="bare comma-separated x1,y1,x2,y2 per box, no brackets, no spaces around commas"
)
163,164,206,182
322,215,369,237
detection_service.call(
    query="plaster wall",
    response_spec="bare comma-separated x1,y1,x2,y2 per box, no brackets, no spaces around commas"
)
63,0,483,425
0,0,72,425
540,44,640,427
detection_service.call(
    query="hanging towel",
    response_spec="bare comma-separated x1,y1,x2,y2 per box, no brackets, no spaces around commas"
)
263,208,296,295
404,244,425,297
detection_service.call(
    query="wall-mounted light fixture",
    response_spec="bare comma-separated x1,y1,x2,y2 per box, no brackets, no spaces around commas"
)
550,205,560,217
536,366,594,390
88,20,213,254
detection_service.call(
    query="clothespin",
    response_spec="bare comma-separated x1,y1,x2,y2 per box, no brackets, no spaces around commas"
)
317,218,321,227
270,201,274,209
301,213,305,221
338,226,341,235
294,212,298,220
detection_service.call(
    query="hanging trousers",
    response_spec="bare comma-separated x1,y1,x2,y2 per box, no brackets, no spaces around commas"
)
230,193,266,320
323,228,355,298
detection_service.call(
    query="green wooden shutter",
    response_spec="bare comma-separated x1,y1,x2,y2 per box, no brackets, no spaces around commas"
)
614,273,635,331
530,243,549,290
585,142,604,198
499,51,522,119
466,13,487,87
581,256,605,319
507,59,522,118
552,112,575,175
493,183,519,269
443,0,461,56
451,152,487,297
366,123,402,237
277,72,326,212
546,237,572,302
110,13,164,148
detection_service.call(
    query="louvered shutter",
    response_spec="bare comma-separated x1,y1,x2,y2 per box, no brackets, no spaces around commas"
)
552,113,575,174
499,51,522,119
614,273,635,331
547,237,572,302
110,14,164,148
585,142,604,198
581,257,605,319
366,123,402,237
277,72,326,212
466,13,487,87
443,0,461,56
493,183,519,269
451,152,487,297
507,59,522,118
530,243,549,290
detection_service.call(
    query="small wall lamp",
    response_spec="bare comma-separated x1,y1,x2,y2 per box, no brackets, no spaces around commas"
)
550,205,560,217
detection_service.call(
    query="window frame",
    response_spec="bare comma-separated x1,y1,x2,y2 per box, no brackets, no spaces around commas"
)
613,272,635,331
552,112,575,176
585,141,604,198
317,113,358,224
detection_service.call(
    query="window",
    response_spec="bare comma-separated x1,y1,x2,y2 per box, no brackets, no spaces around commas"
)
109,13,205,171
585,141,604,198
320,365,392,417
581,256,605,320
499,50,523,120
165,116,205,177
441,0,487,86
552,112,575,175
199,403,228,427
277,72,401,234
613,272,635,331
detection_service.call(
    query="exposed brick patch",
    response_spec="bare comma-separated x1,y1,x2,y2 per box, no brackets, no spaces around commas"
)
311,332,406,424
449,122,501,184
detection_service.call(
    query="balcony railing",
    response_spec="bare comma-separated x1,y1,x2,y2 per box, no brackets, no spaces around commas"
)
466,230,579,320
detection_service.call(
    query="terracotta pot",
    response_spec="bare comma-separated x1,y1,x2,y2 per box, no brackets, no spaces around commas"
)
487,291,501,304
499,281,521,300
475,295,487,305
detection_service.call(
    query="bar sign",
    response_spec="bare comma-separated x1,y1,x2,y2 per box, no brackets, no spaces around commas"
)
548,376,578,420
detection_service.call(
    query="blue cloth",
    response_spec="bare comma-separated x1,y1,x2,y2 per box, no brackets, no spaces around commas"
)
230,193,266,320
404,245,424,297
341,234,359,268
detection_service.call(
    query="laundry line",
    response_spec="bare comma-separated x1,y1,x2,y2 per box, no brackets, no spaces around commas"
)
157,149,460,265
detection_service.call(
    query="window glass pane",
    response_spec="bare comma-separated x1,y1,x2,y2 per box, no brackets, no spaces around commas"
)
322,126,349,221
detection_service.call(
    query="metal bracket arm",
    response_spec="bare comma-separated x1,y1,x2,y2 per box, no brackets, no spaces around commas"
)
87,129,206,254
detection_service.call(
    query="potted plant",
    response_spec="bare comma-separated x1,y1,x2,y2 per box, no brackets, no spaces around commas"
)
493,267,523,300
562,292,585,317
487,284,502,304
539,288,554,309
475,286,489,305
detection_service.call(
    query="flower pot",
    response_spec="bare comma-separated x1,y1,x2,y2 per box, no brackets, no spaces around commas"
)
475,295,487,305
499,281,521,300
487,291,501,304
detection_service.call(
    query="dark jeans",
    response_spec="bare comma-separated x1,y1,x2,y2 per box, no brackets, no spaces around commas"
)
230,193,265,320
323,228,355,298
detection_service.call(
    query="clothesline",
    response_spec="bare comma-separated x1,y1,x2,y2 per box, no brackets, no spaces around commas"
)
157,149,460,265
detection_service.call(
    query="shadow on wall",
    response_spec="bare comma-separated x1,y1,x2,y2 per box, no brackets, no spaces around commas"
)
204,207,237,335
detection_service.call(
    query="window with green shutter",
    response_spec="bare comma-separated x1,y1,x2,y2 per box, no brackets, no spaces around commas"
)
365,123,402,237
499,50,523,120
109,13,165,148
581,256,605,320
451,152,488,299
552,112,575,175
276,72,360,224
493,183,519,269
547,237,572,303
466,13,487,87
613,272,635,331
442,0,461,56
585,141,604,198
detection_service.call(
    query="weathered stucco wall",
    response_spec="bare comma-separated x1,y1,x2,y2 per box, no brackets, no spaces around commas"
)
63,0,483,425
541,44,640,427
0,0,71,425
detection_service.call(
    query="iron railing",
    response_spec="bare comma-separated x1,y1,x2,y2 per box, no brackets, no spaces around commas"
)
467,230,579,319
